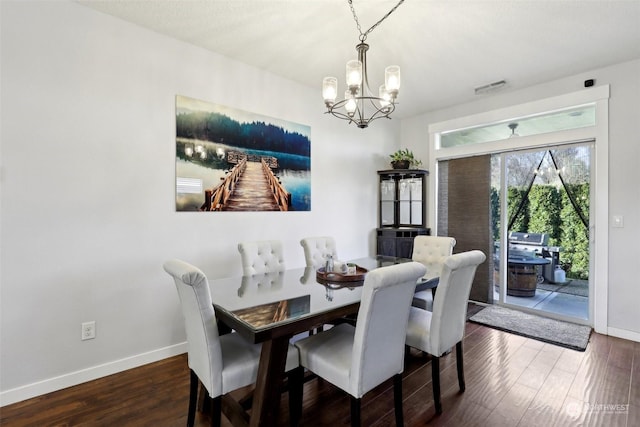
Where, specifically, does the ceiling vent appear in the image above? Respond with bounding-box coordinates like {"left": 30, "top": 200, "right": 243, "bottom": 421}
{"left": 474, "top": 80, "right": 507, "bottom": 95}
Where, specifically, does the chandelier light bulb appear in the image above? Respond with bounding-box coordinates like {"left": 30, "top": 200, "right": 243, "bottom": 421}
{"left": 344, "top": 90, "right": 357, "bottom": 116}
{"left": 322, "top": 77, "right": 338, "bottom": 106}
{"left": 346, "top": 59, "right": 362, "bottom": 93}
{"left": 385, "top": 65, "right": 400, "bottom": 96}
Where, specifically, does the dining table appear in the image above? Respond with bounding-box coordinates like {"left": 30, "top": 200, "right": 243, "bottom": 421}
{"left": 204, "top": 255, "right": 439, "bottom": 427}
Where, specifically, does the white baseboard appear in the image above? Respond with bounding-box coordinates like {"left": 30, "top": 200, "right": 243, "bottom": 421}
{"left": 0, "top": 342, "right": 187, "bottom": 407}
{"left": 607, "top": 327, "right": 640, "bottom": 343}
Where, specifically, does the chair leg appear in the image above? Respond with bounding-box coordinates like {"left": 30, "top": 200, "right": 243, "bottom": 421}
{"left": 431, "top": 356, "right": 442, "bottom": 415}
{"left": 350, "top": 396, "right": 361, "bottom": 427}
{"left": 210, "top": 395, "right": 221, "bottom": 427}
{"left": 393, "top": 374, "right": 404, "bottom": 427}
{"left": 288, "top": 367, "right": 304, "bottom": 427}
{"left": 188, "top": 370, "right": 198, "bottom": 427}
{"left": 456, "top": 341, "right": 466, "bottom": 392}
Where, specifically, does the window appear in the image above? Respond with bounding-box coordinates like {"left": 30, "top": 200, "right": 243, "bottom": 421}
{"left": 440, "top": 104, "right": 596, "bottom": 148}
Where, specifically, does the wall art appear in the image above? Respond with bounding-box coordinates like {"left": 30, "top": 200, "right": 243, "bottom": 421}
{"left": 176, "top": 95, "right": 311, "bottom": 212}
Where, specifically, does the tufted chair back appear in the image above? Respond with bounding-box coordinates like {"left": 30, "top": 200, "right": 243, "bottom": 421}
{"left": 300, "top": 236, "right": 338, "bottom": 269}
{"left": 412, "top": 236, "right": 456, "bottom": 276}
{"left": 238, "top": 240, "right": 286, "bottom": 275}
{"left": 411, "top": 236, "right": 457, "bottom": 310}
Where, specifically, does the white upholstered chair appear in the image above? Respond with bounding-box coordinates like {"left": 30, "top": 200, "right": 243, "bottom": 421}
{"left": 294, "top": 261, "right": 427, "bottom": 427}
{"left": 237, "top": 240, "right": 285, "bottom": 275}
{"left": 163, "top": 259, "right": 302, "bottom": 427}
{"left": 411, "top": 236, "right": 456, "bottom": 310}
{"left": 299, "top": 235, "right": 353, "bottom": 330}
{"left": 299, "top": 236, "right": 338, "bottom": 269}
{"left": 405, "top": 250, "right": 486, "bottom": 415}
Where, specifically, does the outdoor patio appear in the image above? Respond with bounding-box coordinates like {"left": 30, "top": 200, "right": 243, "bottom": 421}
{"left": 495, "top": 277, "right": 589, "bottom": 321}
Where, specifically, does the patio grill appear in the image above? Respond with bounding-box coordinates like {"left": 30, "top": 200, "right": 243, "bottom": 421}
{"left": 508, "top": 231, "right": 562, "bottom": 284}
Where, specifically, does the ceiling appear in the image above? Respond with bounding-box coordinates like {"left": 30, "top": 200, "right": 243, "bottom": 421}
{"left": 76, "top": 0, "right": 640, "bottom": 119}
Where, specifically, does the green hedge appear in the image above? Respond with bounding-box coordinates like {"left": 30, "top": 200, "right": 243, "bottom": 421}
{"left": 493, "top": 184, "right": 589, "bottom": 279}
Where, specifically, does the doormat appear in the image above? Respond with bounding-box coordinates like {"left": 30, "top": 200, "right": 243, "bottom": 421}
{"left": 469, "top": 305, "right": 592, "bottom": 351}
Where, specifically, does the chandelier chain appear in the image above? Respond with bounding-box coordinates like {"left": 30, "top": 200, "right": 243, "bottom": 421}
{"left": 348, "top": 0, "right": 405, "bottom": 42}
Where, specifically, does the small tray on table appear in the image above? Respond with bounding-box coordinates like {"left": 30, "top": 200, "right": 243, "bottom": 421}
{"left": 316, "top": 265, "right": 368, "bottom": 288}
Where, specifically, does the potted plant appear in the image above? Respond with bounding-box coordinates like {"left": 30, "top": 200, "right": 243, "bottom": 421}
{"left": 389, "top": 148, "right": 422, "bottom": 169}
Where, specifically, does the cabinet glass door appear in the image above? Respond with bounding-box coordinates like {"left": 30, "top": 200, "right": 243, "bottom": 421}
{"left": 399, "top": 177, "right": 423, "bottom": 225}
{"left": 380, "top": 179, "right": 395, "bottom": 226}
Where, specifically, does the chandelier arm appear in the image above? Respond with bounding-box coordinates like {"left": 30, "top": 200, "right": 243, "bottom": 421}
{"left": 326, "top": 96, "right": 396, "bottom": 128}
{"left": 348, "top": 0, "right": 405, "bottom": 41}
{"left": 363, "top": 98, "right": 396, "bottom": 122}
{"left": 358, "top": 43, "right": 371, "bottom": 94}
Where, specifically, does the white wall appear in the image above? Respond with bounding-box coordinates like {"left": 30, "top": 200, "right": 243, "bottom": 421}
{"left": 0, "top": 1, "right": 399, "bottom": 404}
{"left": 4, "top": 0, "right": 638, "bottom": 406}
{"left": 401, "top": 59, "right": 640, "bottom": 340}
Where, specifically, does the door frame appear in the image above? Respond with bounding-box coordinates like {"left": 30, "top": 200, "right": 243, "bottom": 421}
{"left": 428, "top": 85, "right": 609, "bottom": 332}
{"left": 495, "top": 143, "right": 593, "bottom": 324}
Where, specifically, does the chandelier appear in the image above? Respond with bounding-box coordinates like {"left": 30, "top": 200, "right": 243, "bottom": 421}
{"left": 322, "top": 0, "right": 404, "bottom": 128}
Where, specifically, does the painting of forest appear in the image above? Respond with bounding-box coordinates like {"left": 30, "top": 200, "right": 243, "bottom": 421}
{"left": 175, "top": 95, "right": 311, "bottom": 212}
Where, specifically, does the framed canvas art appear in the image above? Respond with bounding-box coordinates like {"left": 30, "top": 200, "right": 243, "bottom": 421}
{"left": 175, "top": 95, "right": 311, "bottom": 212}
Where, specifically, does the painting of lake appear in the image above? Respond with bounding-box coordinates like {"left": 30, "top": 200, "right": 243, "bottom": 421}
{"left": 175, "top": 95, "right": 311, "bottom": 212}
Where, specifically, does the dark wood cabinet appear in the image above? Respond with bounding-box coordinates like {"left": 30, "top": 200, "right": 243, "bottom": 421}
{"left": 377, "top": 227, "right": 429, "bottom": 258}
{"left": 376, "top": 169, "right": 430, "bottom": 257}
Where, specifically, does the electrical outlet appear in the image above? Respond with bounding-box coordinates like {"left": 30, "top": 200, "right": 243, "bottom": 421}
{"left": 81, "top": 321, "right": 96, "bottom": 340}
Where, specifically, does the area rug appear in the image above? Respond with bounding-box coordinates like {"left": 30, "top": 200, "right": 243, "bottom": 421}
{"left": 469, "top": 305, "right": 592, "bottom": 351}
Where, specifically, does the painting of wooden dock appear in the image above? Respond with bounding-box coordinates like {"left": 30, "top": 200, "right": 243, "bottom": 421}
{"left": 175, "top": 95, "right": 311, "bottom": 212}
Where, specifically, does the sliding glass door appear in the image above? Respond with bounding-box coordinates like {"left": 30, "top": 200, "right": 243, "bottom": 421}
{"left": 493, "top": 142, "right": 592, "bottom": 323}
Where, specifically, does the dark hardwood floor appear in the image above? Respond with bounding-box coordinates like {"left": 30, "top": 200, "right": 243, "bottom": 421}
{"left": 1, "top": 320, "right": 638, "bottom": 426}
